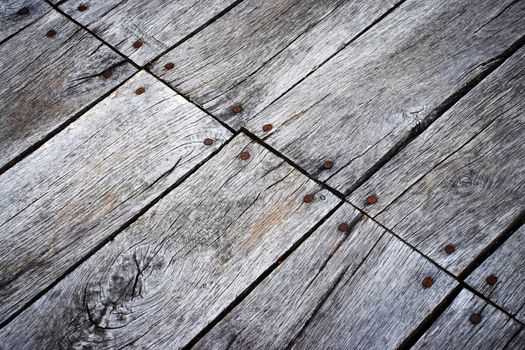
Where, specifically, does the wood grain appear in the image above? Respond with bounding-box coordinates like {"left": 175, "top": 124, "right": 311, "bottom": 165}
{"left": 0, "top": 0, "right": 50, "bottom": 42}
{"left": 0, "top": 10, "right": 136, "bottom": 172}
{"left": 151, "top": 0, "right": 400, "bottom": 129}
{"left": 240, "top": 0, "right": 525, "bottom": 195}
{"left": 350, "top": 45, "right": 525, "bottom": 276}
{"left": 413, "top": 289, "right": 522, "bottom": 350}
{"left": 0, "top": 70, "right": 232, "bottom": 324}
{"left": 0, "top": 133, "right": 340, "bottom": 349}
{"left": 59, "top": 0, "right": 239, "bottom": 66}
{"left": 194, "top": 203, "right": 457, "bottom": 350}
{"left": 466, "top": 225, "right": 525, "bottom": 323}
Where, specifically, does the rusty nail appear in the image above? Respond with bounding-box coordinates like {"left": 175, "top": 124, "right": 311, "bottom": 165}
{"left": 203, "top": 138, "right": 214, "bottom": 146}
{"left": 486, "top": 274, "right": 498, "bottom": 285}
{"left": 262, "top": 124, "right": 273, "bottom": 132}
{"left": 46, "top": 30, "right": 57, "bottom": 38}
{"left": 240, "top": 151, "right": 250, "bottom": 161}
{"left": 77, "top": 4, "right": 88, "bottom": 11}
{"left": 366, "top": 194, "right": 378, "bottom": 205}
{"left": 422, "top": 277, "right": 433, "bottom": 288}
{"left": 133, "top": 40, "right": 142, "bottom": 49}
{"left": 102, "top": 69, "right": 113, "bottom": 79}
{"left": 18, "top": 7, "right": 30, "bottom": 15}
{"left": 135, "top": 87, "right": 145, "bottom": 95}
{"left": 322, "top": 160, "right": 334, "bottom": 170}
{"left": 444, "top": 244, "right": 455, "bottom": 254}
{"left": 164, "top": 62, "right": 175, "bottom": 70}
{"left": 470, "top": 313, "right": 482, "bottom": 325}
{"left": 338, "top": 223, "right": 349, "bottom": 232}
{"left": 303, "top": 194, "right": 314, "bottom": 204}
{"left": 232, "top": 105, "right": 243, "bottom": 114}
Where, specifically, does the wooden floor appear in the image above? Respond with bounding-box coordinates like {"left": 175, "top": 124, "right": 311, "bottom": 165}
{"left": 0, "top": 0, "right": 524, "bottom": 349}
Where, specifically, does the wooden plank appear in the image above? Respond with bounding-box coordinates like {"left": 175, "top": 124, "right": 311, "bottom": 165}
{"left": 234, "top": 0, "right": 525, "bottom": 195}
{"left": 413, "top": 289, "right": 522, "bottom": 350}
{"left": 466, "top": 225, "right": 525, "bottom": 323}
{"left": 150, "top": 0, "right": 401, "bottom": 130}
{"left": 0, "top": 70, "right": 232, "bottom": 324}
{"left": 0, "top": 0, "right": 50, "bottom": 42}
{"left": 349, "top": 46, "right": 525, "bottom": 275}
{"left": 0, "top": 133, "right": 340, "bottom": 349}
{"left": 58, "top": 0, "right": 239, "bottom": 66}
{"left": 193, "top": 203, "right": 457, "bottom": 350}
{"left": 506, "top": 329, "right": 525, "bottom": 350}
{"left": 0, "top": 10, "right": 136, "bottom": 172}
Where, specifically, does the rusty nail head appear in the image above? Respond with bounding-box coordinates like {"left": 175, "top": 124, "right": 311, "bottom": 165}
{"left": 240, "top": 151, "right": 250, "bottom": 161}
{"left": 303, "top": 194, "right": 314, "bottom": 204}
{"left": 486, "top": 274, "right": 498, "bottom": 285}
{"left": 367, "top": 194, "right": 378, "bottom": 205}
{"left": 164, "top": 62, "right": 175, "bottom": 70}
{"left": 133, "top": 40, "right": 142, "bottom": 49}
{"left": 232, "top": 105, "right": 243, "bottom": 114}
{"left": 444, "top": 244, "right": 455, "bottom": 254}
{"left": 338, "top": 223, "right": 349, "bottom": 232}
{"left": 102, "top": 69, "right": 113, "bottom": 79}
{"left": 46, "top": 30, "right": 57, "bottom": 38}
{"left": 135, "top": 87, "right": 145, "bottom": 95}
{"left": 18, "top": 7, "right": 29, "bottom": 15}
{"left": 203, "top": 138, "right": 214, "bottom": 146}
{"left": 262, "top": 124, "right": 273, "bottom": 132}
{"left": 322, "top": 160, "right": 334, "bottom": 169}
{"left": 470, "top": 313, "right": 482, "bottom": 325}
{"left": 422, "top": 277, "right": 433, "bottom": 288}
{"left": 77, "top": 4, "right": 88, "bottom": 11}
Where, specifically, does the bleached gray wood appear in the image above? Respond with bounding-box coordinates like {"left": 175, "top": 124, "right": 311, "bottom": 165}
{"left": 506, "top": 329, "right": 525, "bottom": 350}
{"left": 0, "top": 10, "right": 136, "bottom": 171}
{"left": 239, "top": 0, "right": 525, "bottom": 195}
{"left": 466, "top": 225, "right": 525, "bottom": 323}
{"left": 350, "top": 46, "right": 525, "bottom": 276}
{"left": 59, "top": 0, "right": 238, "bottom": 66}
{"left": 0, "top": 133, "right": 340, "bottom": 349}
{"left": 151, "top": 0, "right": 400, "bottom": 129}
{"left": 413, "top": 289, "right": 522, "bottom": 350}
{"left": 194, "top": 203, "right": 457, "bottom": 350}
{"left": 0, "top": 0, "right": 50, "bottom": 42}
{"left": 0, "top": 70, "right": 232, "bottom": 325}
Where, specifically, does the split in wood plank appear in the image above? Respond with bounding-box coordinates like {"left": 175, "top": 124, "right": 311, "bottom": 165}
{"left": 0, "top": 133, "right": 340, "bottom": 349}
{"left": 0, "top": 10, "right": 136, "bottom": 172}
{"left": 0, "top": 70, "right": 232, "bottom": 324}
{"left": 349, "top": 45, "right": 525, "bottom": 276}
{"left": 0, "top": 0, "right": 50, "bottom": 42}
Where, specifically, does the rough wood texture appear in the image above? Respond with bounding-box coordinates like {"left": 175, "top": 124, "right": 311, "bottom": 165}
{"left": 151, "top": 0, "right": 400, "bottom": 129}
{"left": 466, "top": 225, "right": 525, "bottom": 323}
{"left": 237, "top": 0, "right": 525, "bottom": 195}
{"left": 506, "top": 329, "right": 525, "bottom": 350}
{"left": 0, "top": 10, "right": 136, "bottom": 172}
{"left": 0, "top": 70, "right": 232, "bottom": 324}
{"left": 194, "top": 203, "right": 457, "bottom": 350}
{"left": 59, "top": 0, "right": 238, "bottom": 66}
{"left": 0, "top": 0, "right": 49, "bottom": 42}
{"left": 413, "top": 289, "right": 522, "bottom": 350}
{"left": 350, "top": 46, "right": 525, "bottom": 276}
{"left": 0, "top": 133, "right": 340, "bottom": 349}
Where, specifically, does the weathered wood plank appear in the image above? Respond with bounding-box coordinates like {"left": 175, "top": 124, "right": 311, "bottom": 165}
{"left": 0, "top": 133, "right": 340, "bottom": 349}
{"left": 58, "top": 0, "right": 239, "bottom": 66}
{"left": 236, "top": 0, "right": 525, "bottom": 195}
{"left": 466, "top": 225, "right": 525, "bottom": 323}
{"left": 0, "top": 10, "right": 136, "bottom": 172}
{"left": 0, "top": 0, "right": 50, "bottom": 42}
{"left": 151, "top": 0, "right": 400, "bottom": 129}
{"left": 506, "top": 328, "right": 525, "bottom": 350}
{"left": 349, "top": 45, "right": 525, "bottom": 275}
{"left": 0, "top": 70, "right": 232, "bottom": 324}
{"left": 193, "top": 203, "right": 457, "bottom": 350}
{"left": 412, "top": 289, "right": 522, "bottom": 350}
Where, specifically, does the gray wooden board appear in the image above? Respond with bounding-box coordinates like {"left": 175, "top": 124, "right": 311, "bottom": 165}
{"left": 0, "top": 70, "right": 232, "bottom": 324}
{"left": 466, "top": 225, "right": 525, "bottom": 323}
{"left": 413, "top": 289, "right": 522, "bottom": 350}
{"left": 58, "top": 0, "right": 238, "bottom": 66}
{"left": 234, "top": 0, "right": 525, "bottom": 195}
{"left": 194, "top": 202, "right": 458, "bottom": 350}
{"left": 0, "top": 10, "right": 136, "bottom": 171}
{"left": 0, "top": 133, "right": 340, "bottom": 349}
{"left": 0, "top": 0, "right": 50, "bottom": 42}
{"left": 506, "top": 328, "right": 525, "bottom": 350}
{"left": 349, "top": 45, "right": 525, "bottom": 276}
{"left": 151, "top": 0, "right": 400, "bottom": 129}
